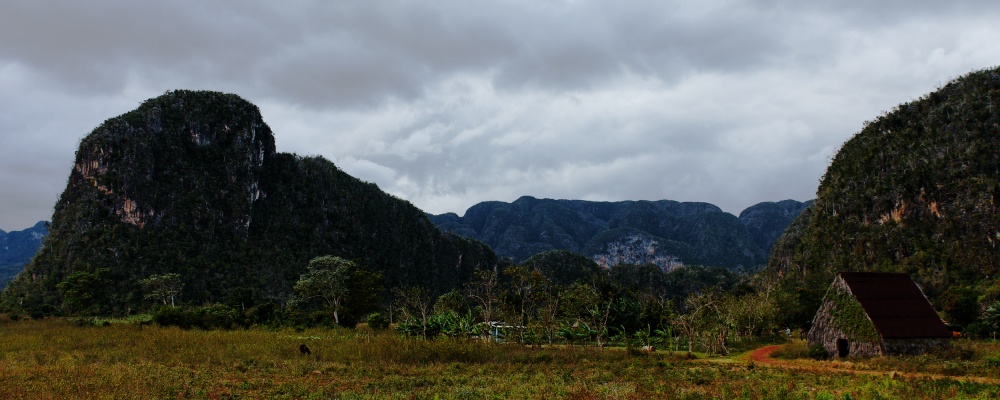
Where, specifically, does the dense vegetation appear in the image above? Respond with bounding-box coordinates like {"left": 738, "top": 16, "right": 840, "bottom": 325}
{"left": 429, "top": 197, "right": 809, "bottom": 270}
{"left": 767, "top": 66, "right": 1000, "bottom": 330}
{"left": 384, "top": 252, "right": 766, "bottom": 353}
{"left": 0, "top": 221, "right": 47, "bottom": 289}
{"left": 0, "top": 91, "right": 501, "bottom": 316}
{"left": 0, "top": 90, "right": 799, "bottom": 350}
{"left": 6, "top": 68, "right": 1000, "bottom": 397}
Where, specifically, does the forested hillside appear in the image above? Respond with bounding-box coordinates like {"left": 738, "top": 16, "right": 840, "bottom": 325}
{"left": 1, "top": 91, "right": 501, "bottom": 316}
{"left": 0, "top": 221, "right": 47, "bottom": 289}
{"left": 767, "top": 66, "right": 1000, "bottom": 327}
{"left": 430, "top": 197, "right": 809, "bottom": 270}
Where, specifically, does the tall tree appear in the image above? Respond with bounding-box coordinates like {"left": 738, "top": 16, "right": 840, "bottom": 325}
{"left": 56, "top": 268, "right": 110, "bottom": 315}
{"left": 502, "top": 265, "right": 548, "bottom": 344}
{"left": 139, "top": 273, "right": 184, "bottom": 307}
{"left": 293, "top": 256, "right": 352, "bottom": 325}
{"left": 465, "top": 268, "right": 500, "bottom": 327}
{"left": 395, "top": 286, "right": 435, "bottom": 338}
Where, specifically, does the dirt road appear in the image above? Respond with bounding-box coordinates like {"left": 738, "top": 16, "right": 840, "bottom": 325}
{"left": 749, "top": 345, "right": 781, "bottom": 364}
{"left": 742, "top": 344, "right": 1000, "bottom": 385}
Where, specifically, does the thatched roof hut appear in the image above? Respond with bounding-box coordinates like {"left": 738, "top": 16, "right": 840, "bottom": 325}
{"left": 807, "top": 272, "right": 951, "bottom": 358}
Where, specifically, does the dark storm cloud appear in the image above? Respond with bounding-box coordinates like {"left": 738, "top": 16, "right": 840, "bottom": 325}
{"left": 0, "top": 1, "right": 794, "bottom": 105}
{"left": 1, "top": 0, "right": 1000, "bottom": 230}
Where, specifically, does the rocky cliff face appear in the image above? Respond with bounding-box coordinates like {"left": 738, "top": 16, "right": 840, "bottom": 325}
{"left": 2, "top": 91, "right": 500, "bottom": 314}
{"left": 430, "top": 196, "right": 808, "bottom": 270}
{"left": 70, "top": 91, "right": 273, "bottom": 233}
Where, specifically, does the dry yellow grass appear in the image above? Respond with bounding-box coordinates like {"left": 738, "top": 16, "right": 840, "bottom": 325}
{"left": 2, "top": 318, "right": 999, "bottom": 399}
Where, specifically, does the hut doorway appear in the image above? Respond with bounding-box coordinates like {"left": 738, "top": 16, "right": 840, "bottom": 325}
{"left": 837, "top": 339, "right": 849, "bottom": 358}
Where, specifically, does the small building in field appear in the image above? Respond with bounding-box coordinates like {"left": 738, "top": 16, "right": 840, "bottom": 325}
{"left": 807, "top": 272, "right": 951, "bottom": 358}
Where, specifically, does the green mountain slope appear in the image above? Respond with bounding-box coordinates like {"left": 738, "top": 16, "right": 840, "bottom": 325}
{"left": 0, "top": 221, "right": 48, "bottom": 290}
{"left": 766, "top": 66, "right": 1000, "bottom": 320}
{"left": 1, "top": 90, "right": 500, "bottom": 315}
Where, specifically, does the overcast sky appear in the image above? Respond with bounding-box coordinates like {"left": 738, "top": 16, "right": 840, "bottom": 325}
{"left": 1, "top": 1, "right": 999, "bottom": 231}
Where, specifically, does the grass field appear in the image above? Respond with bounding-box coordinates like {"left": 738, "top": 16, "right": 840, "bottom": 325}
{"left": 2, "top": 318, "right": 1000, "bottom": 399}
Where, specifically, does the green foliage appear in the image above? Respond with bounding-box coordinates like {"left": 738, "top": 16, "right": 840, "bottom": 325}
{"left": 395, "top": 310, "right": 474, "bottom": 339}
{"left": 519, "top": 250, "right": 601, "bottom": 286}
{"left": 942, "top": 287, "right": 982, "bottom": 329}
{"left": 294, "top": 256, "right": 351, "bottom": 324}
{"left": 293, "top": 256, "right": 383, "bottom": 328}
{"left": 773, "top": 341, "right": 828, "bottom": 360}
{"left": 151, "top": 304, "right": 244, "bottom": 330}
{"left": 139, "top": 273, "right": 183, "bottom": 307}
{"left": 766, "top": 67, "right": 1000, "bottom": 324}
{"left": 807, "top": 343, "right": 830, "bottom": 360}
{"left": 1, "top": 90, "right": 501, "bottom": 316}
{"left": 828, "top": 286, "right": 880, "bottom": 341}
{"left": 433, "top": 288, "right": 470, "bottom": 315}
{"left": 56, "top": 268, "right": 111, "bottom": 315}
{"left": 69, "top": 317, "right": 111, "bottom": 327}
{"left": 0, "top": 222, "right": 47, "bottom": 290}
{"left": 394, "top": 286, "right": 436, "bottom": 338}
{"left": 984, "top": 301, "right": 1000, "bottom": 338}
{"left": 430, "top": 196, "right": 806, "bottom": 269}
{"left": 365, "top": 312, "right": 389, "bottom": 331}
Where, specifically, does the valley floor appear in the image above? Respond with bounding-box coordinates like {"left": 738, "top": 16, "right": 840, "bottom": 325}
{"left": 1, "top": 319, "right": 998, "bottom": 399}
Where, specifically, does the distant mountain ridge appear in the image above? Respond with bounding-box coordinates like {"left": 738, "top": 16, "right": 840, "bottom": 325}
{"left": 739, "top": 199, "right": 815, "bottom": 252}
{"left": 430, "top": 197, "right": 810, "bottom": 270}
{"left": 0, "top": 221, "right": 47, "bottom": 289}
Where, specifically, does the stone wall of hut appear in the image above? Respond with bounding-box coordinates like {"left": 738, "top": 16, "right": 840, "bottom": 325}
{"left": 884, "top": 338, "right": 951, "bottom": 356}
{"left": 807, "top": 276, "right": 884, "bottom": 358}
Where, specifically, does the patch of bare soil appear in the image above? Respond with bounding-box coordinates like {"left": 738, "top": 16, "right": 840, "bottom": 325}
{"left": 742, "top": 344, "right": 1000, "bottom": 385}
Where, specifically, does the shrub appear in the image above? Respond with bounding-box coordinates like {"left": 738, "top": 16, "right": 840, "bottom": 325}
{"left": 964, "top": 321, "right": 991, "bottom": 339}
{"left": 70, "top": 317, "right": 110, "bottom": 327}
{"left": 807, "top": 343, "right": 829, "bottom": 360}
{"left": 243, "top": 302, "right": 278, "bottom": 326}
{"left": 152, "top": 304, "right": 246, "bottom": 330}
{"left": 366, "top": 313, "right": 389, "bottom": 331}
{"left": 771, "top": 341, "right": 808, "bottom": 359}
{"left": 152, "top": 306, "right": 192, "bottom": 329}
{"left": 197, "top": 304, "right": 242, "bottom": 330}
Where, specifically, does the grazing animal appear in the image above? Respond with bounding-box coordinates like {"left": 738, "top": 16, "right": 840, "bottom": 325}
{"left": 299, "top": 343, "right": 311, "bottom": 355}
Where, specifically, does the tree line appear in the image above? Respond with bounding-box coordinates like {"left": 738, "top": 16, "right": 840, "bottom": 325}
{"left": 33, "top": 250, "right": 795, "bottom": 355}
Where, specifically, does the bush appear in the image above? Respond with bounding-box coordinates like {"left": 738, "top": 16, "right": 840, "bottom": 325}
{"left": 771, "top": 341, "right": 808, "bottom": 359}
{"left": 366, "top": 313, "right": 389, "bottom": 331}
{"left": 964, "top": 321, "right": 991, "bottom": 339}
{"left": 152, "top": 304, "right": 246, "bottom": 330}
{"left": 70, "top": 317, "right": 110, "bottom": 327}
{"left": 243, "top": 302, "right": 278, "bottom": 326}
{"left": 152, "top": 306, "right": 193, "bottom": 329}
{"left": 808, "top": 343, "right": 829, "bottom": 360}
{"left": 197, "top": 304, "right": 241, "bottom": 330}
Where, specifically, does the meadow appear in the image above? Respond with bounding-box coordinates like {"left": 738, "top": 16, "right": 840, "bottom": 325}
{"left": 2, "top": 317, "right": 1000, "bottom": 399}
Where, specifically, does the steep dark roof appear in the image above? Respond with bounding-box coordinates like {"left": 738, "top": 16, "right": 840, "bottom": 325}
{"left": 840, "top": 272, "right": 951, "bottom": 339}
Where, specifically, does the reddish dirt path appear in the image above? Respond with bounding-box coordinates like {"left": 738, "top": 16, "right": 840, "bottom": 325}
{"left": 750, "top": 345, "right": 781, "bottom": 364}
{"left": 740, "top": 344, "right": 1000, "bottom": 385}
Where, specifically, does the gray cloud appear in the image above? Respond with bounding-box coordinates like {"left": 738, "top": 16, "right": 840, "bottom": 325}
{"left": 2, "top": 0, "right": 1000, "bottom": 230}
